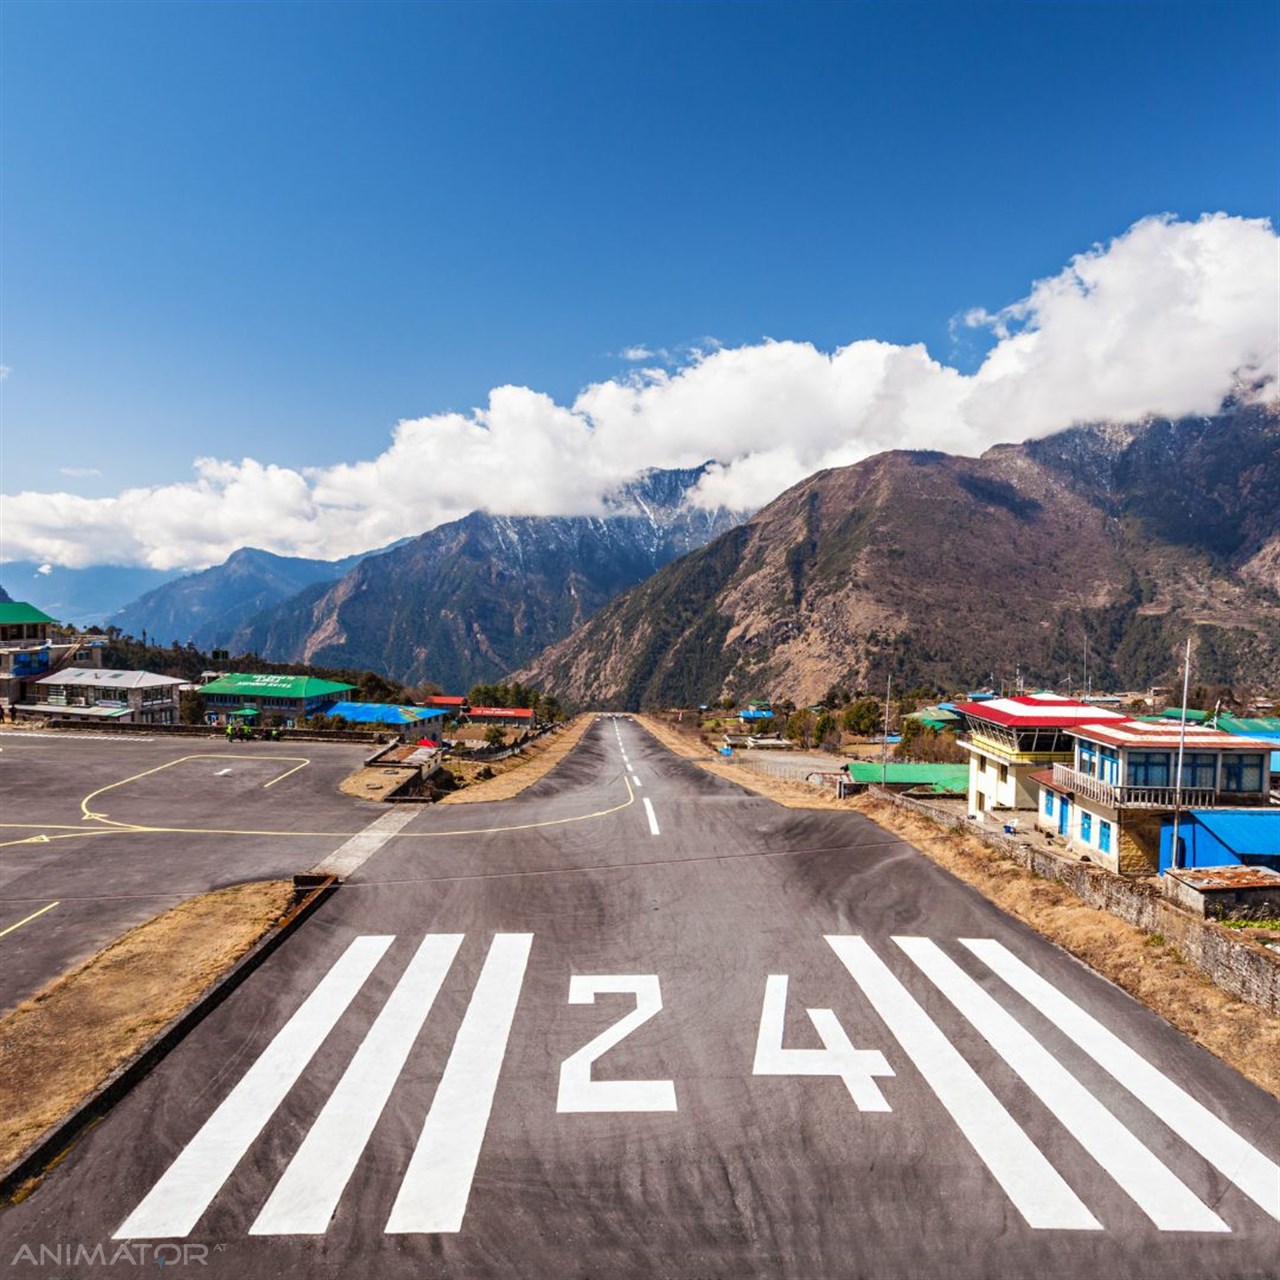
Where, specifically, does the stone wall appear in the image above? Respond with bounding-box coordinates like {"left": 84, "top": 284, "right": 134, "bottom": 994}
{"left": 870, "top": 787, "right": 1280, "bottom": 1015}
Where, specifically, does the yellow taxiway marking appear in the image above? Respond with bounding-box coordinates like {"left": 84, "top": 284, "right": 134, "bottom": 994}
{"left": 80, "top": 754, "right": 312, "bottom": 823}
{"left": 0, "top": 900, "right": 60, "bottom": 939}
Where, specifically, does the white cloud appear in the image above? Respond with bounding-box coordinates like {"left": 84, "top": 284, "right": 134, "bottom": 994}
{"left": 619, "top": 345, "right": 656, "bottom": 361}
{"left": 0, "top": 365, "right": 10, "bottom": 381}
{"left": 2, "top": 213, "right": 1275, "bottom": 571}
{"left": 59, "top": 467, "right": 102, "bottom": 478}
{"left": 36, "top": 564, "right": 52, "bottom": 576}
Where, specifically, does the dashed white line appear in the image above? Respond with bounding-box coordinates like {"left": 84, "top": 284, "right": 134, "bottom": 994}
{"left": 632, "top": 774, "right": 641, "bottom": 788}
{"left": 642, "top": 797, "right": 660, "bottom": 836}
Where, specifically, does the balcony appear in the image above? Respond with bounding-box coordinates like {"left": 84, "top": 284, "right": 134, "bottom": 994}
{"left": 1050, "top": 763, "right": 1217, "bottom": 810}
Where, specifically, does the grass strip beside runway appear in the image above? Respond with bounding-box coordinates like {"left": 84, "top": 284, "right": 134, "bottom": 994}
{"left": 0, "top": 880, "right": 295, "bottom": 1176}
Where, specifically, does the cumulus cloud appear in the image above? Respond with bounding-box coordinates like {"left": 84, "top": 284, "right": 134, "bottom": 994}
{"left": 3, "top": 213, "right": 1275, "bottom": 570}
{"left": 619, "top": 345, "right": 656, "bottom": 361}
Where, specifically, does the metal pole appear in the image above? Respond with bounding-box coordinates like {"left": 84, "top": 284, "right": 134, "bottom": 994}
{"left": 1169, "top": 638, "right": 1192, "bottom": 872}
{"left": 882, "top": 674, "right": 892, "bottom": 786}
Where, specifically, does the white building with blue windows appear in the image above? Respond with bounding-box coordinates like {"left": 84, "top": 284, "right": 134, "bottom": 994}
{"left": 1032, "top": 719, "right": 1273, "bottom": 876}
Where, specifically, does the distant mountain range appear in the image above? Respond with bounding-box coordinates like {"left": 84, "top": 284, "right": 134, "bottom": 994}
{"left": 0, "top": 563, "right": 182, "bottom": 627}
{"left": 225, "top": 466, "right": 747, "bottom": 692}
{"left": 517, "top": 404, "right": 1280, "bottom": 707}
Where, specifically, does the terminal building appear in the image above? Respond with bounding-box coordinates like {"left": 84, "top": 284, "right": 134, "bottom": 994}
{"left": 198, "top": 673, "right": 355, "bottom": 727}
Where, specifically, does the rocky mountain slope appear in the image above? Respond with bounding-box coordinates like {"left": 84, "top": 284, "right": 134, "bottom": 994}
{"left": 517, "top": 403, "right": 1280, "bottom": 708}
{"left": 229, "top": 466, "right": 746, "bottom": 691}
{"left": 107, "top": 546, "right": 387, "bottom": 649}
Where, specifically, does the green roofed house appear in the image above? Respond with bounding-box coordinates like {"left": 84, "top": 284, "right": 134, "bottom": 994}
{"left": 844, "top": 762, "right": 969, "bottom": 796}
{"left": 1, "top": 600, "right": 106, "bottom": 712}
{"left": 198, "top": 673, "right": 355, "bottom": 727}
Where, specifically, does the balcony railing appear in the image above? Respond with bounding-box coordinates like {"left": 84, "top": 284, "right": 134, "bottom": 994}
{"left": 1051, "top": 764, "right": 1217, "bottom": 810}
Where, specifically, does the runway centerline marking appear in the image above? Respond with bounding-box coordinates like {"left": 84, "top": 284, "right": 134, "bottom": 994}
{"left": 0, "top": 900, "right": 60, "bottom": 938}
{"left": 643, "top": 797, "right": 660, "bottom": 836}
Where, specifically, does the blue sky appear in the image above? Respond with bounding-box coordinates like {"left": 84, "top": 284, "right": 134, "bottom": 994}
{"left": 3, "top": 1, "right": 1278, "bottom": 567}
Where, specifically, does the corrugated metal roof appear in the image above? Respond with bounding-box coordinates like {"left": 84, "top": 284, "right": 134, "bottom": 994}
{"left": 0, "top": 602, "right": 57, "bottom": 626}
{"left": 200, "top": 673, "right": 355, "bottom": 698}
{"left": 469, "top": 706, "right": 534, "bottom": 718}
{"left": 954, "top": 695, "right": 1125, "bottom": 728}
{"left": 1186, "top": 809, "right": 1280, "bottom": 856}
{"left": 1072, "top": 720, "right": 1272, "bottom": 750}
{"left": 36, "top": 667, "right": 182, "bottom": 689}
{"left": 845, "top": 762, "right": 968, "bottom": 791}
{"left": 1169, "top": 865, "right": 1280, "bottom": 891}
{"left": 327, "top": 701, "right": 446, "bottom": 725}
{"left": 1216, "top": 715, "right": 1280, "bottom": 739}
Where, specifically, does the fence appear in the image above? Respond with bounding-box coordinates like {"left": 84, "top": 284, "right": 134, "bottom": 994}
{"left": 868, "top": 787, "right": 1280, "bottom": 1015}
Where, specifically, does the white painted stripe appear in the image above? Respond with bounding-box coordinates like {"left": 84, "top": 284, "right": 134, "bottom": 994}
{"left": 248, "top": 934, "right": 464, "bottom": 1235}
{"left": 895, "top": 937, "right": 1229, "bottom": 1233}
{"left": 963, "top": 937, "right": 1280, "bottom": 1222}
{"left": 312, "top": 808, "right": 418, "bottom": 879}
{"left": 632, "top": 774, "right": 641, "bottom": 788}
{"left": 385, "top": 933, "right": 533, "bottom": 1234}
{"left": 214, "top": 768, "right": 232, "bottom": 776}
{"left": 116, "top": 935, "right": 392, "bottom": 1239}
{"left": 642, "top": 797, "right": 660, "bottom": 836}
{"left": 825, "top": 935, "right": 1100, "bottom": 1231}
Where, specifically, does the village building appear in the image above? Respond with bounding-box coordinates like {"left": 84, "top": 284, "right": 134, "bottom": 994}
{"left": 467, "top": 706, "right": 535, "bottom": 728}
{"left": 20, "top": 667, "right": 184, "bottom": 724}
{"left": 198, "top": 673, "right": 354, "bottom": 727}
{"left": 0, "top": 602, "right": 104, "bottom": 712}
{"left": 954, "top": 694, "right": 1126, "bottom": 818}
{"left": 1032, "top": 719, "right": 1274, "bottom": 876}
{"left": 424, "top": 694, "right": 469, "bottom": 714}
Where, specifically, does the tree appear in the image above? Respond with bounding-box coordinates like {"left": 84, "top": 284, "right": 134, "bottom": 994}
{"left": 484, "top": 725, "right": 506, "bottom": 748}
{"left": 814, "top": 712, "right": 840, "bottom": 753}
{"left": 842, "top": 698, "right": 882, "bottom": 736}
{"left": 785, "top": 709, "right": 817, "bottom": 747}
{"left": 179, "top": 690, "right": 205, "bottom": 725}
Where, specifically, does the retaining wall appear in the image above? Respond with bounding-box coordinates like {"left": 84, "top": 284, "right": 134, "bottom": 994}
{"left": 869, "top": 787, "right": 1280, "bottom": 1015}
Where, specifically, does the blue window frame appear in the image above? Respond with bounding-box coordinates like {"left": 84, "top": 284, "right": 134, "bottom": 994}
{"left": 1179, "top": 753, "right": 1217, "bottom": 788}
{"left": 1044, "top": 791, "right": 1054, "bottom": 817}
{"left": 1098, "top": 820, "right": 1112, "bottom": 854}
{"left": 1080, "top": 811, "right": 1093, "bottom": 844}
{"left": 1100, "top": 747, "right": 1120, "bottom": 784}
{"left": 1078, "top": 741, "right": 1098, "bottom": 777}
{"left": 1222, "top": 754, "right": 1265, "bottom": 792}
{"left": 1126, "top": 751, "right": 1171, "bottom": 787}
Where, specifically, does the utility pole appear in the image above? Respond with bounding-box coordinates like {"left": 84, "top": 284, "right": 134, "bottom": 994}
{"left": 881, "top": 674, "right": 892, "bottom": 786}
{"left": 1169, "top": 638, "right": 1192, "bottom": 873}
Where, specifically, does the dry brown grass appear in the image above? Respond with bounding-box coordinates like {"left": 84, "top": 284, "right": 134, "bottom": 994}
{"left": 338, "top": 765, "right": 415, "bottom": 801}
{"left": 439, "top": 715, "right": 595, "bottom": 804}
{"left": 637, "top": 714, "right": 1280, "bottom": 1099}
{"left": 0, "top": 880, "right": 294, "bottom": 1171}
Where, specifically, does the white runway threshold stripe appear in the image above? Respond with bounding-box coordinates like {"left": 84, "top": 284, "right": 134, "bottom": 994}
{"left": 961, "top": 937, "right": 1280, "bottom": 1222}
{"left": 385, "top": 933, "right": 533, "bottom": 1234}
{"left": 894, "top": 937, "right": 1229, "bottom": 1233}
{"left": 825, "top": 935, "right": 1102, "bottom": 1231}
{"left": 115, "top": 935, "right": 393, "bottom": 1240}
{"left": 249, "top": 934, "right": 465, "bottom": 1235}
{"left": 642, "top": 797, "right": 660, "bottom": 836}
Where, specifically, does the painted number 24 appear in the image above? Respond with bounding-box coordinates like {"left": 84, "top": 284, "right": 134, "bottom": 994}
{"left": 555, "top": 974, "right": 893, "bottom": 1113}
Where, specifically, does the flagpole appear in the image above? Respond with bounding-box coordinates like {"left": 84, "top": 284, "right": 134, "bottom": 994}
{"left": 1169, "top": 637, "right": 1192, "bottom": 872}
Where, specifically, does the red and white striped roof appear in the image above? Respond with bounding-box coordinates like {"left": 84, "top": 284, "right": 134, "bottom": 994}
{"left": 953, "top": 694, "right": 1127, "bottom": 728}
{"left": 1068, "top": 719, "right": 1273, "bottom": 750}
{"left": 469, "top": 706, "right": 534, "bottom": 718}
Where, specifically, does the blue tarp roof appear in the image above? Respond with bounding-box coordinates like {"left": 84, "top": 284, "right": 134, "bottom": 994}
{"left": 739, "top": 708, "right": 775, "bottom": 719}
{"left": 326, "top": 701, "right": 447, "bottom": 725}
{"left": 1183, "top": 810, "right": 1280, "bottom": 856}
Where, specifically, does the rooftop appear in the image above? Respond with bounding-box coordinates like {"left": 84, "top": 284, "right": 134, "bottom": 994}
{"left": 1069, "top": 719, "right": 1273, "bottom": 750}
{"left": 1181, "top": 809, "right": 1280, "bottom": 856}
{"left": 1166, "top": 865, "right": 1280, "bottom": 893}
{"left": 326, "top": 701, "right": 447, "bottom": 725}
{"left": 0, "top": 602, "right": 57, "bottom": 627}
{"left": 954, "top": 694, "right": 1127, "bottom": 729}
{"left": 199, "top": 673, "right": 355, "bottom": 698}
{"left": 35, "top": 667, "right": 183, "bottom": 689}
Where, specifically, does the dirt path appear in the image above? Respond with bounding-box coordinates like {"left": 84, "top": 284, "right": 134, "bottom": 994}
{"left": 636, "top": 714, "right": 1280, "bottom": 1098}
{"left": 0, "top": 880, "right": 295, "bottom": 1174}
{"left": 438, "top": 715, "right": 595, "bottom": 804}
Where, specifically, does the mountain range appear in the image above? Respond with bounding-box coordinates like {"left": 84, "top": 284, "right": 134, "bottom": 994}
{"left": 224, "top": 466, "right": 746, "bottom": 692}
{"left": 517, "top": 403, "right": 1280, "bottom": 707}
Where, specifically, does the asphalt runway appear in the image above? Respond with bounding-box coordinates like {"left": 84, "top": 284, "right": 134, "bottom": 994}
{"left": 0, "top": 731, "right": 379, "bottom": 1010}
{"left": 2, "top": 718, "right": 1278, "bottom": 1278}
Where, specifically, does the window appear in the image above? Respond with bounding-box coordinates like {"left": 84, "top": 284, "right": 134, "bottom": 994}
{"left": 1100, "top": 747, "right": 1120, "bottom": 784}
{"left": 1099, "top": 821, "right": 1112, "bottom": 854}
{"left": 1179, "top": 753, "right": 1217, "bottom": 789}
{"left": 1044, "top": 791, "right": 1054, "bottom": 817}
{"left": 1078, "top": 741, "right": 1098, "bottom": 777}
{"left": 1222, "top": 754, "right": 1265, "bottom": 793}
{"left": 1126, "top": 752, "right": 1171, "bottom": 787}
{"left": 1080, "top": 811, "right": 1093, "bottom": 844}
{"left": 999, "top": 764, "right": 1008, "bottom": 784}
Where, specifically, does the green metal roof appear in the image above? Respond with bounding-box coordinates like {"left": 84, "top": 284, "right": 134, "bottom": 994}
{"left": 199, "top": 673, "right": 355, "bottom": 699}
{"left": 1150, "top": 707, "right": 1210, "bottom": 722}
{"left": 844, "top": 762, "right": 969, "bottom": 792}
{"left": 0, "top": 602, "right": 57, "bottom": 626}
{"left": 1215, "top": 715, "right": 1280, "bottom": 737}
